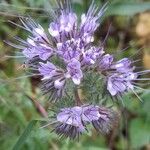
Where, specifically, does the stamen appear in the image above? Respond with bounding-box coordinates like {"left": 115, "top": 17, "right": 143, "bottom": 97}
{"left": 130, "top": 88, "right": 143, "bottom": 102}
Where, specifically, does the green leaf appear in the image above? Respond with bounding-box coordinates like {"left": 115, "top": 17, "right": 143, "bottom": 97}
{"left": 141, "top": 92, "right": 150, "bottom": 120}
{"left": 130, "top": 118, "right": 150, "bottom": 149}
{"left": 107, "top": 2, "right": 150, "bottom": 16}
{"left": 12, "top": 120, "right": 38, "bottom": 150}
{"left": 72, "top": 3, "right": 83, "bottom": 16}
{"left": 84, "top": 147, "right": 108, "bottom": 150}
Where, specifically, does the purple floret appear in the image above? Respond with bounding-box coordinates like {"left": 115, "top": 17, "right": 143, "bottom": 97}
{"left": 66, "top": 59, "right": 83, "bottom": 85}
{"left": 107, "top": 72, "right": 138, "bottom": 96}
{"left": 98, "top": 54, "right": 114, "bottom": 71}
{"left": 111, "top": 58, "right": 134, "bottom": 73}
{"left": 49, "top": 12, "right": 77, "bottom": 42}
{"left": 38, "top": 62, "right": 57, "bottom": 80}
{"left": 55, "top": 106, "right": 85, "bottom": 139}
{"left": 53, "top": 104, "right": 117, "bottom": 139}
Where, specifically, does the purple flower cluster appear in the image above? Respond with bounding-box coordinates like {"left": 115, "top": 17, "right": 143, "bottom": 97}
{"left": 9, "top": 0, "right": 148, "bottom": 140}
{"left": 12, "top": 1, "right": 106, "bottom": 101}
{"left": 54, "top": 104, "right": 117, "bottom": 139}
{"left": 14, "top": 2, "right": 138, "bottom": 99}
{"left": 98, "top": 55, "right": 138, "bottom": 96}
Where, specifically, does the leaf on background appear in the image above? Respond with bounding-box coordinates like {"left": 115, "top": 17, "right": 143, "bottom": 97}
{"left": 107, "top": 2, "right": 150, "bottom": 16}
{"left": 72, "top": 3, "right": 83, "bottom": 16}
{"left": 26, "top": 0, "right": 45, "bottom": 7}
{"left": 12, "top": 120, "right": 38, "bottom": 150}
{"left": 83, "top": 147, "right": 108, "bottom": 150}
{"left": 140, "top": 91, "right": 150, "bottom": 120}
{"left": 130, "top": 118, "right": 150, "bottom": 149}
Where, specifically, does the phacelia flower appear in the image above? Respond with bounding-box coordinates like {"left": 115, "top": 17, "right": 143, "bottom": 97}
{"left": 80, "top": 1, "right": 107, "bottom": 36}
{"left": 66, "top": 59, "right": 83, "bottom": 85}
{"left": 82, "top": 105, "right": 117, "bottom": 134}
{"left": 57, "top": 38, "right": 81, "bottom": 62}
{"left": 49, "top": 12, "right": 77, "bottom": 40}
{"left": 39, "top": 62, "right": 59, "bottom": 80}
{"left": 91, "top": 106, "right": 117, "bottom": 134}
{"left": 39, "top": 62, "right": 66, "bottom": 101}
{"left": 8, "top": 0, "right": 148, "bottom": 103}
{"left": 53, "top": 104, "right": 117, "bottom": 139}
{"left": 8, "top": 0, "right": 107, "bottom": 101}
{"left": 82, "top": 46, "right": 104, "bottom": 65}
{"left": 98, "top": 54, "right": 114, "bottom": 71}
{"left": 8, "top": 0, "right": 149, "bottom": 141}
{"left": 98, "top": 54, "right": 141, "bottom": 97}
{"left": 107, "top": 72, "right": 138, "bottom": 96}
{"left": 111, "top": 58, "right": 134, "bottom": 73}
{"left": 54, "top": 106, "right": 86, "bottom": 139}
{"left": 22, "top": 38, "right": 53, "bottom": 61}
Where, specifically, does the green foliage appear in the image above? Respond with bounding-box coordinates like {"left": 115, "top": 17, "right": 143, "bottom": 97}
{"left": 107, "top": 2, "right": 150, "bottom": 16}
{"left": 13, "top": 120, "right": 38, "bottom": 150}
{"left": 130, "top": 118, "right": 150, "bottom": 149}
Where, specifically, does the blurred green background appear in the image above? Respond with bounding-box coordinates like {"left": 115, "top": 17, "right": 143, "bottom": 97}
{"left": 0, "top": 0, "right": 150, "bottom": 150}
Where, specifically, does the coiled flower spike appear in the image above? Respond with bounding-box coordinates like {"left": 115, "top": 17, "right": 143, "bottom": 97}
{"left": 53, "top": 104, "right": 117, "bottom": 140}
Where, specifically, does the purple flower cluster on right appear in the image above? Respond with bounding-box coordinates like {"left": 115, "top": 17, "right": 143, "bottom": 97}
{"left": 98, "top": 54, "right": 137, "bottom": 96}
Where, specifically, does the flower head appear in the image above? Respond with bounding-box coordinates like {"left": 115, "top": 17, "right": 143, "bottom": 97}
{"left": 49, "top": 12, "right": 77, "bottom": 40}
{"left": 39, "top": 62, "right": 66, "bottom": 101}
{"left": 8, "top": 0, "right": 148, "bottom": 141}
{"left": 53, "top": 104, "right": 117, "bottom": 139}
{"left": 111, "top": 58, "right": 134, "bottom": 73}
{"left": 9, "top": 1, "right": 107, "bottom": 102}
{"left": 38, "top": 62, "right": 58, "bottom": 80}
{"left": 80, "top": 1, "right": 107, "bottom": 36}
{"left": 92, "top": 107, "right": 117, "bottom": 134}
{"left": 54, "top": 106, "right": 85, "bottom": 139}
{"left": 107, "top": 72, "right": 138, "bottom": 96}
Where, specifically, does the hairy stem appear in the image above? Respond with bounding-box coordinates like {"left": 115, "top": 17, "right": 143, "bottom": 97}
{"left": 74, "top": 87, "right": 83, "bottom": 106}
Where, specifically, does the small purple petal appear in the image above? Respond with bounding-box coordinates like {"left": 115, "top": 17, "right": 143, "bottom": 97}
{"left": 49, "top": 12, "right": 77, "bottom": 39}
{"left": 83, "top": 47, "right": 104, "bottom": 65}
{"left": 111, "top": 58, "right": 133, "bottom": 73}
{"left": 38, "top": 62, "right": 57, "bottom": 80}
{"left": 82, "top": 105, "right": 100, "bottom": 122}
{"left": 37, "top": 45, "right": 53, "bottom": 61}
{"left": 48, "top": 22, "right": 60, "bottom": 37}
{"left": 107, "top": 72, "right": 138, "bottom": 96}
{"left": 22, "top": 47, "right": 37, "bottom": 59}
{"left": 67, "top": 59, "right": 83, "bottom": 85}
{"left": 99, "top": 54, "right": 114, "bottom": 71}
{"left": 57, "top": 106, "right": 84, "bottom": 130}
